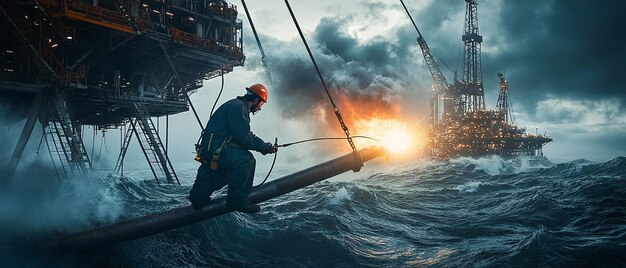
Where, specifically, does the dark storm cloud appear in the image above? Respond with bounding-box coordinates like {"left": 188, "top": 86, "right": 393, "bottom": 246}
{"left": 244, "top": 14, "right": 423, "bottom": 119}
{"left": 484, "top": 1, "right": 626, "bottom": 115}
{"left": 394, "top": 0, "right": 626, "bottom": 120}
{"left": 245, "top": 0, "right": 625, "bottom": 124}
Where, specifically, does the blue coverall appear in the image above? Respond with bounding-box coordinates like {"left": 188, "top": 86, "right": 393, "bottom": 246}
{"left": 189, "top": 96, "right": 273, "bottom": 209}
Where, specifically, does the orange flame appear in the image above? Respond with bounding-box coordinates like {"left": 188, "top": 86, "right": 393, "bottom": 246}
{"left": 313, "top": 90, "right": 424, "bottom": 155}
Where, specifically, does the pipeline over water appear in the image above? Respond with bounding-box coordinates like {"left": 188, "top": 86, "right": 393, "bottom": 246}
{"left": 52, "top": 147, "right": 386, "bottom": 252}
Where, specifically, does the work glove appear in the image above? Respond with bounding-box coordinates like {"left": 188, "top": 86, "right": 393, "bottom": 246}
{"left": 259, "top": 142, "right": 277, "bottom": 155}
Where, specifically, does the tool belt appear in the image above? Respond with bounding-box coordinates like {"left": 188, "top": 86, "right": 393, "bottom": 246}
{"left": 194, "top": 133, "right": 231, "bottom": 171}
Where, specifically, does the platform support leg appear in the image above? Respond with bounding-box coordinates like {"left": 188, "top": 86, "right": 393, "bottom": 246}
{"left": 4, "top": 92, "right": 46, "bottom": 182}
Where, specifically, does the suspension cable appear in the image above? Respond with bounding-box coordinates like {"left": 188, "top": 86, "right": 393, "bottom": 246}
{"left": 35, "top": 130, "right": 46, "bottom": 157}
{"left": 98, "top": 131, "right": 107, "bottom": 160}
{"left": 240, "top": 0, "right": 273, "bottom": 83}
{"left": 508, "top": 89, "right": 516, "bottom": 124}
{"left": 400, "top": 0, "right": 456, "bottom": 76}
{"left": 284, "top": 0, "right": 361, "bottom": 161}
{"left": 91, "top": 127, "right": 96, "bottom": 162}
{"left": 145, "top": 13, "right": 204, "bottom": 130}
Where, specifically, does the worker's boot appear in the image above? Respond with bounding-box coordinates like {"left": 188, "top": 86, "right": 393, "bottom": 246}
{"left": 227, "top": 200, "right": 261, "bottom": 214}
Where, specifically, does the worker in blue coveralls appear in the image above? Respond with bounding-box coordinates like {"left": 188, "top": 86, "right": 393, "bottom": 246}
{"left": 189, "top": 84, "right": 276, "bottom": 213}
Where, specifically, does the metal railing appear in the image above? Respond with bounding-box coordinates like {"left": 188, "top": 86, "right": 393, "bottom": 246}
{"left": 169, "top": 26, "right": 242, "bottom": 59}
{"left": 170, "top": 0, "right": 238, "bottom": 21}
{"left": 65, "top": 0, "right": 131, "bottom": 29}
{"left": 40, "top": 0, "right": 241, "bottom": 61}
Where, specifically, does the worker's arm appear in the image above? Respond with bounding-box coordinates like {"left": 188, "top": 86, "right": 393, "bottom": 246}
{"left": 227, "top": 101, "right": 274, "bottom": 154}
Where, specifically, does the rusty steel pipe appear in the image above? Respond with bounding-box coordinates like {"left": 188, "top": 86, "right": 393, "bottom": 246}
{"left": 53, "top": 146, "right": 386, "bottom": 252}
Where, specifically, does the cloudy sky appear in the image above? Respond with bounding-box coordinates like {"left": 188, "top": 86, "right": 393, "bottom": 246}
{"left": 8, "top": 0, "right": 623, "bottom": 173}
{"left": 170, "top": 0, "right": 625, "bottom": 163}
{"left": 158, "top": 0, "right": 626, "bottom": 165}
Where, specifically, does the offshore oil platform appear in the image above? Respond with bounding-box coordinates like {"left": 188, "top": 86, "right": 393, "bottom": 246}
{"left": 1, "top": 0, "right": 244, "bottom": 182}
{"left": 402, "top": 0, "right": 552, "bottom": 158}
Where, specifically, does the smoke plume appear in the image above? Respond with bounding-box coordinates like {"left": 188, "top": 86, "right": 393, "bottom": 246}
{"left": 246, "top": 16, "right": 428, "bottom": 147}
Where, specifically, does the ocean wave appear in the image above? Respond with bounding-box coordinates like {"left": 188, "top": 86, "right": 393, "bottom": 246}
{"left": 454, "top": 181, "right": 482, "bottom": 193}
{"left": 2, "top": 156, "right": 626, "bottom": 267}
{"left": 449, "top": 155, "right": 553, "bottom": 176}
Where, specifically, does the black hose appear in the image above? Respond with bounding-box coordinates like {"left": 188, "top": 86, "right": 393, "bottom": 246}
{"left": 196, "top": 70, "right": 225, "bottom": 146}
{"left": 278, "top": 135, "right": 379, "bottom": 147}
{"left": 210, "top": 70, "right": 225, "bottom": 117}
{"left": 253, "top": 138, "right": 278, "bottom": 188}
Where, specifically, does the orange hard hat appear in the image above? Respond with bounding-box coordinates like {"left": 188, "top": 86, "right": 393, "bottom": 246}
{"left": 246, "top": 84, "right": 268, "bottom": 102}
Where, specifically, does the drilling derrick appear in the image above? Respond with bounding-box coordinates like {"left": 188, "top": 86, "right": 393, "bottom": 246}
{"left": 496, "top": 72, "right": 510, "bottom": 124}
{"left": 458, "top": 0, "right": 485, "bottom": 113}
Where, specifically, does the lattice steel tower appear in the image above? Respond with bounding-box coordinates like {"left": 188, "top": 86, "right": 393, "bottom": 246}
{"left": 497, "top": 73, "right": 510, "bottom": 123}
{"left": 459, "top": 0, "right": 485, "bottom": 113}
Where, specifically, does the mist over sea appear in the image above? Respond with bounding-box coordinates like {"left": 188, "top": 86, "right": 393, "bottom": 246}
{"left": 1, "top": 155, "right": 625, "bottom": 267}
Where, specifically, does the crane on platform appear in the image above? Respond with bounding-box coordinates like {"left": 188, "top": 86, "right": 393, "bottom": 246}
{"left": 399, "top": 0, "right": 458, "bottom": 127}
{"left": 401, "top": 0, "right": 488, "bottom": 125}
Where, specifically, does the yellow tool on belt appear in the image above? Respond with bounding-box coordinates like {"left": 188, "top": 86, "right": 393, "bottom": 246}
{"left": 194, "top": 133, "right": 213, "bottom": 164}
{"left": 194, "top": 133, "right": 230, "bottom": 171}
